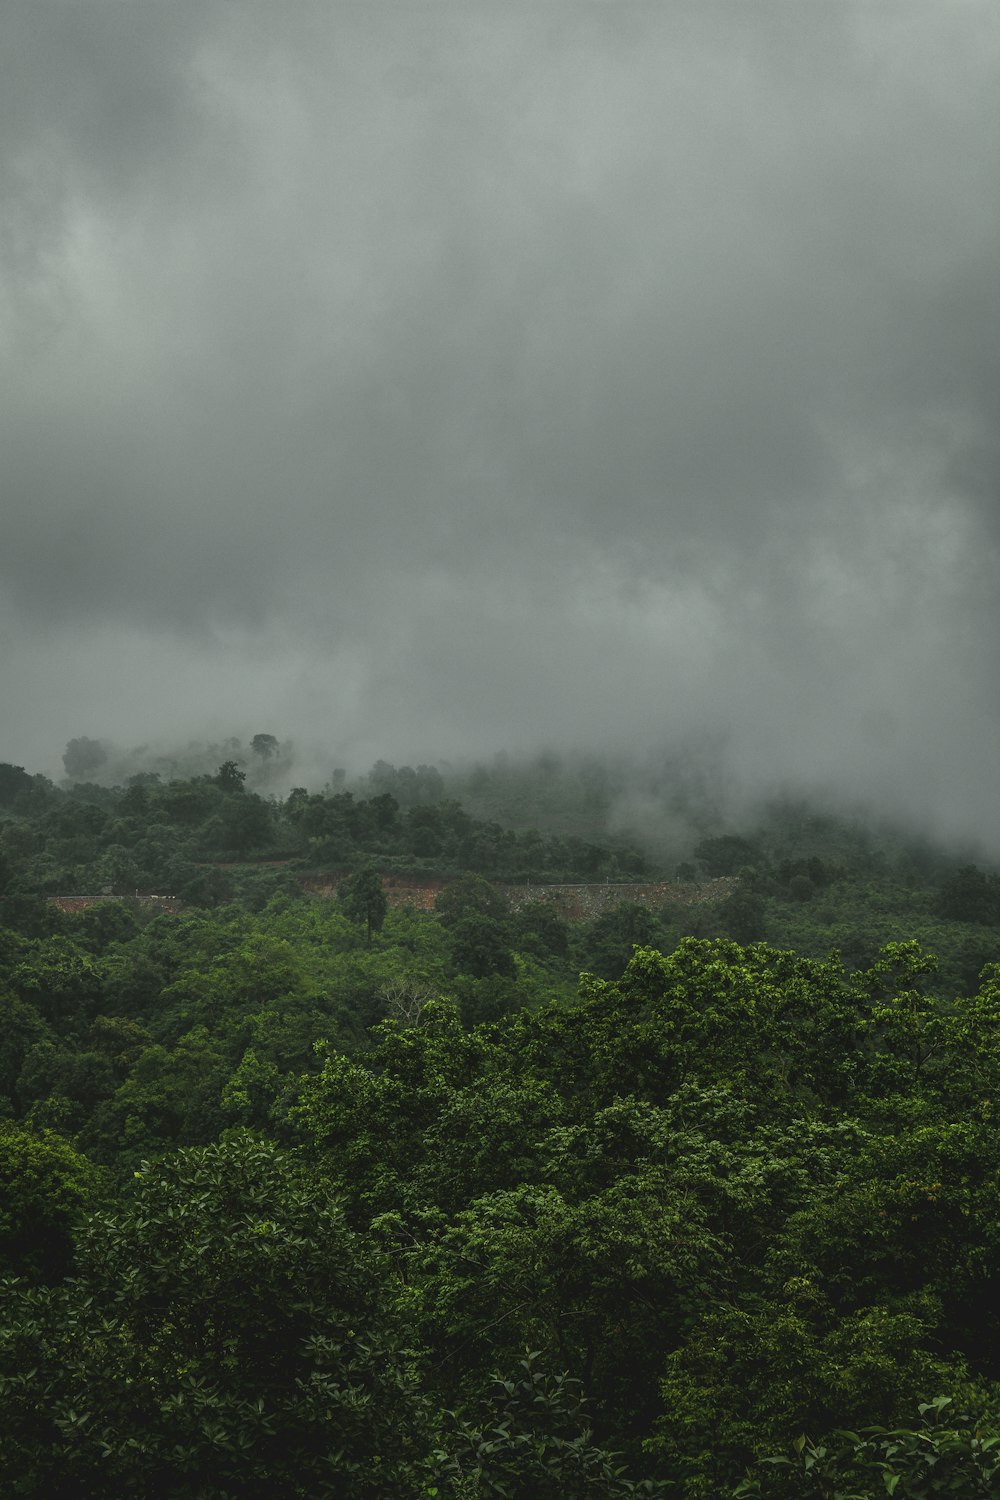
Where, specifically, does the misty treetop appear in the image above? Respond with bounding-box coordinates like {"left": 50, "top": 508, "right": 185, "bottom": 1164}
{"left": 2, "top": 2, "right": 996, "bottom": 851}
{"left": 0, "top": 751, "right": 652, "bottom": 915}
{"left": 2, "top": 750, "right": 1000, "bottom": 1002}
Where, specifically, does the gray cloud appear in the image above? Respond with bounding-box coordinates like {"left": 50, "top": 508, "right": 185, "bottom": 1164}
{"left": 1, "top": 2, "right": 998, "bottom": 844}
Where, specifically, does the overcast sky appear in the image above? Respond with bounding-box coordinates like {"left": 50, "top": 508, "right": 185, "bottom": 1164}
{"left": 1, "top": 2, "right": 998, "bottom": 842}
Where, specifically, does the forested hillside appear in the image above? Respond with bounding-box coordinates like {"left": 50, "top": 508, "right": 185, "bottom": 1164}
{"left": 3, "top": 752, "right": 1000, "bottom": 1496}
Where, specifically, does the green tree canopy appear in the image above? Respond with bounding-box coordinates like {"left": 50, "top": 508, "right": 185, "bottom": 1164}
{"left": 338, "top": 866, "right": 388, "bottom": 947}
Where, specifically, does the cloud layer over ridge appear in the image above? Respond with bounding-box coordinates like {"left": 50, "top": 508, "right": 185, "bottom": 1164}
{"left": 1, "top": 2, "right": 998, "bottom": 842}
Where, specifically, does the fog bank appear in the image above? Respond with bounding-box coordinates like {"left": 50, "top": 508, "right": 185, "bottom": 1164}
{"left": 2, "top": 3, "right": 997, "bottom": 847}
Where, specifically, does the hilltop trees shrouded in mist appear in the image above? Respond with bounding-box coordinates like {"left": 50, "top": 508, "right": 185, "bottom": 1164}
{"left": 57, "top": 736, "right": 293, "bottom": 797}
{"left": 251, "top": 733, "right": 279, "bottom": 760}
{"left": 62, "top": 738, "right": 107, "bottom": 781}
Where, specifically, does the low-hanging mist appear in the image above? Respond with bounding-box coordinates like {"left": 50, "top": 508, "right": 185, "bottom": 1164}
{"left": 2, "top": 3, "right": 997, "bottom": 851}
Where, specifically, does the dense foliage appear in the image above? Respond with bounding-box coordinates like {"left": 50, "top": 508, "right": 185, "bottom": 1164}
{"left": 2, "top": 751, "right": 1000, "bottom": 1495}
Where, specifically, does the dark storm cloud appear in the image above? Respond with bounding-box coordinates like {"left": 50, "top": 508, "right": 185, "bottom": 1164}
{"left": 1, "top": 2, "right": 997, "bottom": 843}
